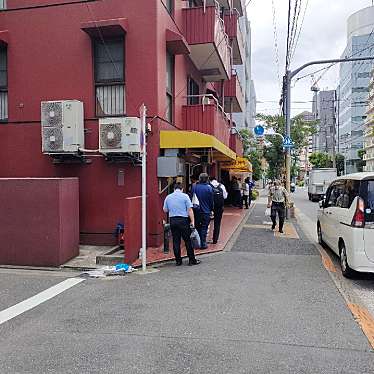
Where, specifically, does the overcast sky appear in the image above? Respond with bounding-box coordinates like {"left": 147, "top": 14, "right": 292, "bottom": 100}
{"left": 248, "top": 0, "right": 374, "bottom": 116}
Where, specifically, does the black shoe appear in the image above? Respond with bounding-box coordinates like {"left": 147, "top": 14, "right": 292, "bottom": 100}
{"left": 279, "top": 230, "right": 284, "bottom": 234}
{"left": 176, "top": 260, "right": 183, "bottom": 266}
{"left": 188, "top": 259, "right": 201, "bottom": 266}
{"left": 212, "top": 241, "right": 217, "bottom": 244}
{"left": 200, "top": 245, "right": 208, "bottom": 250}
{"left": 271, "top": 224, "right": 276, "bottom": 230}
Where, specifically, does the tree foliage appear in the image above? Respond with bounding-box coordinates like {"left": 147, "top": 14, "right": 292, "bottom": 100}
{"left": 309, "top": 152, "right": 332, "bottom": 168}
{"left": 256, "top": 113, "right": 318, "bottom": 179}
{"left": 248, "top": 150, "right": 262, "bottom": 181}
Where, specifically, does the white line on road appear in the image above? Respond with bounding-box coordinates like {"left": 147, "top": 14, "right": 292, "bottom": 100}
{"left": 0, "top": 277, "right": 84, "bottom": 325}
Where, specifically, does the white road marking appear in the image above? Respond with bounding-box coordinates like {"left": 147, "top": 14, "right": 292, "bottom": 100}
{"left": 0, "top": 277, "right": 84, "bottom": 325}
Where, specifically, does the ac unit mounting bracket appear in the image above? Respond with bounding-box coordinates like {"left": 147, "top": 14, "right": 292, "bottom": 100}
{"left": 50, "top": 153, "right": 92, "bottom": 165}
{"left": 104, "top": 153, "right": 142, "bottom": 165}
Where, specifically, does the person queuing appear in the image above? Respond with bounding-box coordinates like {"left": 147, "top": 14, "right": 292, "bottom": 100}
{"left": 191, "top": 173, "right": 214, "bottom": 249}
{"left": 231, "top": 176, "right": 242, "bottom": 208}
{"left": 241, "top": 177, "right": 254, "bottom": 209}
{"left": 163, "top": 182, "right": 201, "bottom": 266}
{"left": 209, "top": 176, "right": 228, "bottom": 244}
{"left": 267, "top": 180, "right": 289, "bottom": 234}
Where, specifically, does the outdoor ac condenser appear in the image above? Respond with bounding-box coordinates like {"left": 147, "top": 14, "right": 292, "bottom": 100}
{"left": 99, "top": 117, "right": 141, "bottom": 154}
{"left": 41, "top": 100, "right": 84, "bottom": 154}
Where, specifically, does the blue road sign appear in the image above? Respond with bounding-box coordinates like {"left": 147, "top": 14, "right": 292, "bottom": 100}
{"left": 283, "top": 136, "right": 294, "bottom": 148}
{"left": 254, "top": 125, "right": 265, "bottom": 136}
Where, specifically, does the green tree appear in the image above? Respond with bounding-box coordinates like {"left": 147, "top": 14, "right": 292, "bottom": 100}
{"left": 309, "top": 152, "right": 332, "bottom": 168}
{"left": 239, "top": 128, "right": 256, "bottom": 156}
{"left": 256, "top": 113, "right": 317, "bottom": 179}
{"left": 248, "top": 150, "right": 262, "bottom": 181}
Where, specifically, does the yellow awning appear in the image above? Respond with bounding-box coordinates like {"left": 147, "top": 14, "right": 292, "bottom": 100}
{"left": 160, "top": 130, "right": 236, "bottom": 161}
{"left": 221, "top": 157, "right": 253, "bottom": 173}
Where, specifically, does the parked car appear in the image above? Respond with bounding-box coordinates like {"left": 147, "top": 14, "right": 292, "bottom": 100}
{"left": 308, "top": 168, "right": 337, "bottom": 202}
{"left": 317, "top": 172, "right": 374, "bottom": 278}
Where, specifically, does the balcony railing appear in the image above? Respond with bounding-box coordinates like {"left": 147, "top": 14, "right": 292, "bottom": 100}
{"left": 224, "top": 12, "right": 245, "bottom": 65}
{"left": 232, "top": 0, "right": 243, "bottom": 16}
{"left": 230, "top": 132, "right": 243, "bottom": 156}
{"left": 183, "top": 4, "right": 231, "bottom": 81}
{"left": 223, "top": 71, "right": 245, "bottom": 112}
{"left": 182, "top": 94, "right": 231, "bottom": 146}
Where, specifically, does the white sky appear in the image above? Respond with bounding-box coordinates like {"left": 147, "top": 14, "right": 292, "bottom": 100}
{"left": 248, "top": 0, "right": 374, "bottom": 116}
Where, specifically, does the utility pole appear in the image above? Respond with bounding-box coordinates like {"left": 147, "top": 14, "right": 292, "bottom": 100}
{"left": 283, "top": 55, "right": 374, "bottom": 192}
{"left": 140, "top": 104, "right": 147, "bottom": 272}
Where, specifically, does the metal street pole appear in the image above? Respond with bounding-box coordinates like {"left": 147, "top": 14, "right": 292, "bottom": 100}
{"left": 283, "top": 55, "right": 374, "bottom": 192}
{"left": 140, "top": 104, "right": 147, "bottom": 272}
{"left": 285, "top": 70, "right": 291, "bottom": 192}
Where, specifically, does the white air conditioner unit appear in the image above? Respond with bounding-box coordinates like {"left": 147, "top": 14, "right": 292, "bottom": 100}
{"left": 99, "top": 117, "right": 141, "bottom": 154}
{"left": 41, "top": 100, "right": 84, "bottom": 154}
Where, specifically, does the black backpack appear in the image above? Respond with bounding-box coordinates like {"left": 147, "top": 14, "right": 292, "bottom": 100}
{"left": 210, "top": 183, "right": 224, "bottom": 208}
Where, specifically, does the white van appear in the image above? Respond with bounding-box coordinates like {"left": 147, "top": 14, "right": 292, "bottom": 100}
{"left": 317, "top": 172, "right": 374, "bottom": 278}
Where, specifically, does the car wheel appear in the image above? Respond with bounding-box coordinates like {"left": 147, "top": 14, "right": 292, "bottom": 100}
{"left": 340, "top": 242, "right": 355, "bottom": 278}
{"left": 317, "top": 223, "right": 325, "bottom": 246}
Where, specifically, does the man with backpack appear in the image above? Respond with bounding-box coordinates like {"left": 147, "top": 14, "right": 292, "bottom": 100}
{"left": 210, "top": 176, "right": 228, "bottom": 244}
{"left": 191, "top": 173, "right": 214, "bottom": 249}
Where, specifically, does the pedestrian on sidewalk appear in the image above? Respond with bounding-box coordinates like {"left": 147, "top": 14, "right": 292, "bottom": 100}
{"left": 267, "top": 180, "right": 289, "bottom": 233}
{"left": 163, "top": 182, "right": 200, "bottom": 266}
{"left": 209, "top": 176, "right": 228, "bottom": 244}
{"left": 192, "top": 173, "right": 214, "bottom": 249}
{"left": 242, "top": 177, "right": 255, "bottom": 209}
{"left": 231, "top": 176, "right": 241, "bottom": 208}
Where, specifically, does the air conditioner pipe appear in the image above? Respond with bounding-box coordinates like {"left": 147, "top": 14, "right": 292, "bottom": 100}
{"left": 78, "top": 147, "right": 100, "bottom": 153}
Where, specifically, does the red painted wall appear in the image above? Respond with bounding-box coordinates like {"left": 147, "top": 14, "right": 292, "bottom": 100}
{"left": 0, "top": 1, "right": 238, "bottom": 248}
{"left": 0, "top": 178, "right": 79, "bottom": 266}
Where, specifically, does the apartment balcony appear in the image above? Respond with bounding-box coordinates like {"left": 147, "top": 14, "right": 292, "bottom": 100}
{"left": 182, "top": 95, "right": 231, "bottom": 147}
{"left": 183, "top": 5, "right": 231, "bottom": 81}
{"left": 232, "top": 0, "right": 244, "bottom": 16}
{"left": 230, "top": 132, "right": 244, "bottom": 156}
{"left": 224, "top": 12, "right": 245, "bottom": 65}
{"left": 223, "top": 71, "right": 245, "bottom": 112}
{"left": 206, "top": 0, "right": 232, "bottom": 10}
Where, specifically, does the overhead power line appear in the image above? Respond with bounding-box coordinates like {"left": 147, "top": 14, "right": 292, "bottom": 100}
{"left": 271, "top": 0, "right": 281, "bottom": 90}
{"left": 289, "top": 0, "right": 309, "bottom": 63}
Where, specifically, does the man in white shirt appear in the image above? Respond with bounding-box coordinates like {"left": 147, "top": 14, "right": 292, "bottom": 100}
{"left": 210, "top": 177, "right": 228, "bottom": 244}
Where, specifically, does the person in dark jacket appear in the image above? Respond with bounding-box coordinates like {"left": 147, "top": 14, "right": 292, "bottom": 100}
{"left": 191, "top": 173, "right": 214, "bottom": 249}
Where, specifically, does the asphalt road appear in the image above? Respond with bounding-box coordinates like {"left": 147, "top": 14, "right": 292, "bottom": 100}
{"left": 0, "top": 198, "right": 373, "bottom": 373}
{"left": 293, "top": 187, "right": 374, "bottom": 318}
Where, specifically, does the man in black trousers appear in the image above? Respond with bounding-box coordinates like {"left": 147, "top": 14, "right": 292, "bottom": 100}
{"left": 210, "top": 176, "right": 228, "bottom": 244}
{"left": 163, "top": 182, "right": 201, "bottom": 266}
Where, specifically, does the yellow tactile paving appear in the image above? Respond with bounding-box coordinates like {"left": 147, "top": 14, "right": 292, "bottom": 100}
{"left": 347, "top": 303, "right": 374, "bottom": 350}
{"left": 274, "top": 222, "right": 299, "bottom": 239}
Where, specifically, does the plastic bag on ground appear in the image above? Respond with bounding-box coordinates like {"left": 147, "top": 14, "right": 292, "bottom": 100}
{"left": 265, "top": 208, "right": 271, "bottom": 217}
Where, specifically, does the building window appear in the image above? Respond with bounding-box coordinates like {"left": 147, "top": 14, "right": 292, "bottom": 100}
{"left": 94, "top": 38, "right": 125, "bottom": 117}
{"left": 165, "top": 0, "right": 174, "bottom": 14}
{"left": 0, "top": 46, "right": 7, "bottom": 121}
{"left": 187, "top": 77, "right": 199, "bottom": 105}
{"left": 166, "top": 52, "right": 174, "bottom": 123}
{"left": 0, "top": 0, "right": 6, "bottom": 10}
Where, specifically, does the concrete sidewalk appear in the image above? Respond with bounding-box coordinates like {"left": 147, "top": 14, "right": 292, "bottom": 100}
{"left": 0, "top": 196, "right": 373, "bottom": 373}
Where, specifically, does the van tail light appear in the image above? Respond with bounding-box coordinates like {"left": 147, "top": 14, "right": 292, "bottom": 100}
{"left": 351, "top": 197, "right": 365, "bottom": 228}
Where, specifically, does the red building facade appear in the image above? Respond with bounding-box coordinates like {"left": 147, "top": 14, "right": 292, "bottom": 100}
{"left": 0, "top": 0, "right": 246, "bottom": 249}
